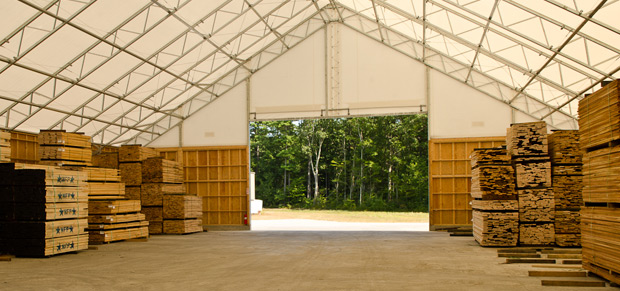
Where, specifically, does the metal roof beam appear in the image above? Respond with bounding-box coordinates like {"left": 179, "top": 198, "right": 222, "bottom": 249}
{"left": 465, "top": 0, "right": 499, "bottom": 83}
{"left": 508, "top": 0, "right": 607, "bottom": 104}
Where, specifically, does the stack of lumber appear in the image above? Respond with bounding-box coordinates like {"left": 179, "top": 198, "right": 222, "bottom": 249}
{"left": 118, "top": 145, "right": 158, "bottom": 205}
{"left": 507, "top": 122, "right": 554, "bottom": 246}
{"left": 470, "top": 148, "right": 518, "bottom": 246}
{"left": 0, "top": 131, "right": 11, "bottom": 162}
{"left": 549, "top": 130, "right": 582, "bottom": 247}
{"left": 578, "top": 80, "right": 620, "bottom": 285}
{"left": 38, "top": 130, "right": 92, "bottom": 166}
{"left": 141, "top": 157, "right": 185, "bottom": 234}
{"left": 84, "top": 167, "right": 125, "bottom": 200}
{"left": 92, "top": 152, "right": 119, "bottom": 169}
{"left": 87, "top": 199, "right": 148, "bottom": 244}
{"left": 163, "top": 194, "right": 203, "bottom": 234}
{"left": 0, "top": 163, "right": 89, "bottom": 257}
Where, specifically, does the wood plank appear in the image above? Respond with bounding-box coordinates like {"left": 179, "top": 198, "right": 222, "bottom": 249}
{"left": 119, "top": 145, "right": 157, "bottom": 162}
{"left": 88, "top": 200, "right": 140, "bottom": 215}
{"left": 506, "top": 121, "right": 548, "bottom": 156}
{"left": 505, "top": 258, "right": 556, "bottom": 264}
{"left": 498, "top": 253, "right": 541, "bottom": 258}
{"left": 541, "top": 280, "right": 605, "bottom": 287}
{"left": 529, "top": 270, "right": 587, "bottom": 277}
{"left": 547, "top": 254, "right": 582, "bottom": 259}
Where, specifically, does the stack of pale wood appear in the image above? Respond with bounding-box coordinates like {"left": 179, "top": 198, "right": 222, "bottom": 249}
{"left": 141, "top": 157, "right": 188, "bottom": 234}
{"left": 578, "top": 80, "right": 620, "bottom": 285}
{"left": 508, "top": 121, "right": 554, "bottom": 246}
{"left": 118, "top": 145, "right": 158, "bottom": 202}
{"left": 38, "top": 130, "right": 92, "bottom": 166}
{"left": 470, "top": 148, "right": 518, "bottom": 246}
{"left": 163, "top": 194, "right": 203, "bottom": 234}
{"left": 84, "top": 167, "right": 125, "bottom": 200}
{"left": 549, "top": 130, "right": 582, "bottom": 247}
{"left": 87, "top": 199, "right": 148, "bottom": 244}
{"left": 0, "top": 131, "right": 11, "bottom": 162}
{"left": 0, "top": 163, "right": 89, "bottom": 257}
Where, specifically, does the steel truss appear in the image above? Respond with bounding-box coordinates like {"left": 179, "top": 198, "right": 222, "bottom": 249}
{"left": 0, "top": 0, "right": 617, "bottom": 145}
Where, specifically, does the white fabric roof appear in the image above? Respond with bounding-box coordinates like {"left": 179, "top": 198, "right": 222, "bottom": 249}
{"left": 0, "top": 0, "right": 618, "bottom": 145}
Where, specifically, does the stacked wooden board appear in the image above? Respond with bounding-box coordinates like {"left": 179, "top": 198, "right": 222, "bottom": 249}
{"left": 0, "top": 163, "right": 89, "bottom": 257}
{"left": 0, "top": 131, "right": 11, "bottom": 162}
{"left": 118, "top": 145, "right": 158, "bottom": 204}
{"left": 470, "top": 148, "right": 518, "bottom": 246}
{"left": 508, "top": 122, "right": 554, "bottom": 246}
{"left": 141, "top": 157, "right": 197, "bottom": 234}
{"left": 83, "top": 167, "right": 149, "bottom": 244}
{"left": 88, "top": 200, "right": 148, "bottom": 243}
{"left": 38, "top": 130, "right": 92, "bottom": 166}
{"left": 549, "top": 130, "right": 582, "bottom": 247}
{"left": 163, "top": 194, "right": 203, "bottom": 234}
{"left": 578, "top": 79, "right": 620, "bottom": 284}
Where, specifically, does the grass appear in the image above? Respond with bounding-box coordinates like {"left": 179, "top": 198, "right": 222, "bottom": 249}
{"left": 251, "top": 208, "right": 429, "bottom": 223}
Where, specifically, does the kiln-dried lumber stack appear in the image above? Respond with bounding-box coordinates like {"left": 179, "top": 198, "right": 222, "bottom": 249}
{"left": 0, "top": 131, "right": 11, "bottom": 162}
{"left": 549, "top": 130, "right": 582, "bottom": 247}
{"left": 84, "top": 167, "right": 125, "bottom": 200}
{"left": 87, "top": 199, "right": 148, "bottom": 244}
{"left": 578, "top": 80, "right": 620, "bottom": 150}
{"left": 507, "top": 122, "right": 554, "bottom": 246}
{"left": 141, "top": 157, "right": 185, "bottom": 234}
{"left": 578, "top": 80, "right": 620, "bottom": 284}
{"left": 38, "top": 130, "right": 92, "bottom": 166}
{"left": 0, "top": 164, "right": 88, "bottom": 257}
{"left": 470, "top": 148, "right": 518, "bottom": 246}
{"left": 163, "top": 194, "right": 203, "bottom": 234}
{"left": 92, "top": 152, "right": 119, "bottom": 169}
{"left": 118, "top": 145, "right": 158, "bottom": 204}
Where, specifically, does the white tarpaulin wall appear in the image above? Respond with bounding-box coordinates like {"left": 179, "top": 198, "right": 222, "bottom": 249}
{"left": 0, "top": 0, "right": 618, "bottom": 146}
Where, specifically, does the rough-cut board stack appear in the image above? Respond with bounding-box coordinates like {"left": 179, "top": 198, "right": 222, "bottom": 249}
{"left": 141, "top": 157, "right": 186, "bottom": 234}
{"left": 87, "top": 199, "right": 148, "bottom": 244}
{"left": 0, "top": 163, "right": 89, "bottom": 257}
{"left": 38, "top": 130, "right": 92, "bottom": 166}
{"left": 549, "top": 130, "right": 582, "bottom": 247}
{"left": 578, "top": 80, "right": 620, "bottom": 285}
{"left": 578, "top": 80, "right": 620, "bottom": 150}
{"left": 470, "top": 148, "right": 518, "bottom": 246}
{"left": 92, "top": 152, "right": 119, "bottom": 169}
{"left": 118, "top": 145, "right": 158, "bottom": 211}
{"left": 0, "top": 131, "right": 11, "bottom": 162}
{"left": 507, "top": 122, "right": 554, "bottom": 246}
{"left": 163, "top": 195, "right": 203, "bottom": 234}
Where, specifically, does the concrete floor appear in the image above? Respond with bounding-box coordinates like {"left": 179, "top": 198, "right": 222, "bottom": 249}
{"left": 0, "top": 227, "right": 610, "bottom": 290}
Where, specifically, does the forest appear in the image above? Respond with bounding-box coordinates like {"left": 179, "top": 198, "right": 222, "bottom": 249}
{"left": 250, "top": 114, "right": 428, "bottom": 212}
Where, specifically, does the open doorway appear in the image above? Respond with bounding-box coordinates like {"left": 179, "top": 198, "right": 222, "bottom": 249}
{"left": 249, "top": 114, "right": 429, "bottom": 231}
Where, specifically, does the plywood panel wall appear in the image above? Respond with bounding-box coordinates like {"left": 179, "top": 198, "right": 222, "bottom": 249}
{"left": 158, "top": 146, "right": 249, "bottom": 230}
{"left": 429, "top": 137, "right": 505, "bottom": 230}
